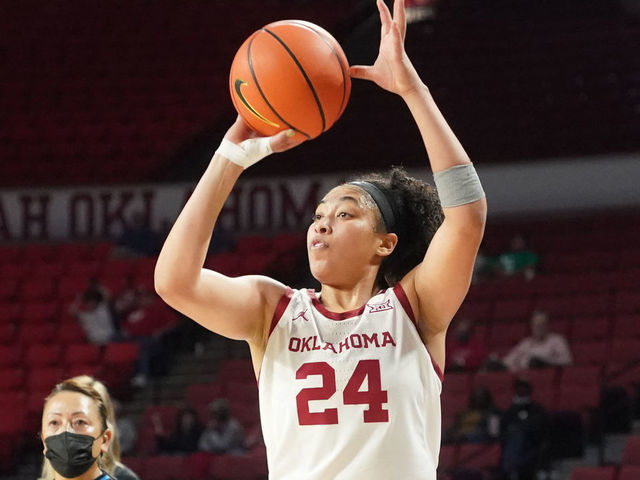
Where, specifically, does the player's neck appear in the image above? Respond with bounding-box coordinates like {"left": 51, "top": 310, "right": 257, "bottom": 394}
{"left": 319, "top": 280, "right": 381, "bottom": 313}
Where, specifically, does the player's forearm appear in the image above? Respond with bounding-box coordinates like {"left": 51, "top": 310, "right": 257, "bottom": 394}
{"left": 402, "top": 82, "right": 471, "bottom": 173}
{"left": 404, "top": 82, "right": 486, "bottom": 230}
{"left": 155, "top": 154, "right": 243, "bottom": 296}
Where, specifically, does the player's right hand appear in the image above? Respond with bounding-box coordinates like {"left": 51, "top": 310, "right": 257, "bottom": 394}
{"left": 224, "top": 116, "right": 305, "bottom": 153}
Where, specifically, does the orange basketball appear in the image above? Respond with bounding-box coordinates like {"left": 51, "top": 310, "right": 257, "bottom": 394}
{"left": 229, "top": 20, "right": 351, "bottom": 139}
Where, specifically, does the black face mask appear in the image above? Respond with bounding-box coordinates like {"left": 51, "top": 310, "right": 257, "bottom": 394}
{"left": 45, "top": 431, "right": 100, "bottom": 478}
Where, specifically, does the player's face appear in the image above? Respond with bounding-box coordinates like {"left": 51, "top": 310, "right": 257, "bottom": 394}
{"left": 307, "top": 185, "right": 387, "bottom": 287}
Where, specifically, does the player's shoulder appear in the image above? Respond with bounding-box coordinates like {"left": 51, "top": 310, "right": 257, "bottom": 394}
{"left": 238, "top": 274, "right": 290, "bottom": 305}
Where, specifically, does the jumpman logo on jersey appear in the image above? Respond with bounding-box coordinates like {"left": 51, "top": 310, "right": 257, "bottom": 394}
{"left": 292, "top": 309, "right": 310, "bottom": 322}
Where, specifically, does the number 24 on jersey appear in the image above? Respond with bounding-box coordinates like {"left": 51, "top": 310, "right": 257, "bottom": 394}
{"left": 296, "top": 359, "right": 389, "bottom": 425}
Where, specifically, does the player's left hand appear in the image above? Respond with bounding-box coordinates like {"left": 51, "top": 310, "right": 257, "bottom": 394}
{"left": 349, "top": 0, "right": 422, "bottom": 98}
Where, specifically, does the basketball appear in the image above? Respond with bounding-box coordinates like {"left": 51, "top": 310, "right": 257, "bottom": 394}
{"left": 229, "top": 20, "right": 351, "bottom": 139}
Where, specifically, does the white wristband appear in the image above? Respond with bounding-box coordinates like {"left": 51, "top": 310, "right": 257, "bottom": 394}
{"left": 215, "top": 137, "right": 273, "bottom": 169}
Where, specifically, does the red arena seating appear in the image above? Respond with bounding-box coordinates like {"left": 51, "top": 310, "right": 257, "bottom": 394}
{"left": 62, "top": 343, "right": 102, "bottom": 367}
{"left": 17, "top": 323, "right": 56, "bottom": 347}
{"left": 18, "top": 277, "right": 56, "bottom": 302}
{"left": 24, "top": 345, "right": 61, "bottom": 368}
{"left": 26, "top": 367, "right": 66, "bottom": 392}
{"left": 622, "top": 436, "right": 640, "bottom": 465}
{"left": 20, "top": 300, "right": 60, "bottom": 324}
{"left": 612, "top": 315, "right": 640, "bottom": 340}
{"left": 619, "top": 466, "right": 640, "bottom": 480}
{"left": 456, "top": 443, "right": 501, "bottom": 470}
{"left": 209, "top": 452, "right": 268, "bottom": 480}
{"left": 103, "top": 342, "right": 140, "bottom": 366}
{"left": 609, "top": 339, "right": 640, "bottom": 365}
{"left": 0, "top": 368, "right": 24, "bottom": 392}
{"left": 142, "top": 455, "right": 187, "bottom": 480}
{"left": 556, "top": 384, "right": 600, "bottom": 412}
{"left": 437, "top": 444, "right": 458, "bottom": 471}
{"left": 569, "top": 466, "right": 616, "bottom": 480}
{"left": 0, "top": 346, "right": 21, "bottom": 367}
{"left": 55, "top": 321, "right": 87, "bottom": 345}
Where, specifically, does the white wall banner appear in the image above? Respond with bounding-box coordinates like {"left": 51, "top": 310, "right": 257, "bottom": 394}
{"left": 0, "top": 175, "right": 341, "bottom": 242}
{"left": 1, "top": 154, "right": 639, "bottom": 242}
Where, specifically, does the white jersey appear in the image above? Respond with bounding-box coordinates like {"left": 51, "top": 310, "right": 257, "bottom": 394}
{"left": 259, "top": 284, "right": 443, "bottom": 480}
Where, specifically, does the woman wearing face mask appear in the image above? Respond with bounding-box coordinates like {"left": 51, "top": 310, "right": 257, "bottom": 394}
{"left": 39, "top": 376, "right": 141, "bottom": 480}
{"left": 40, "top": 379, "right": 114, "bottom": 480}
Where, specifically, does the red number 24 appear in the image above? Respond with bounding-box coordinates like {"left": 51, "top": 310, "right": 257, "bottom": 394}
{"left": 295, "top": 359, "right": 389, "bottom": 425}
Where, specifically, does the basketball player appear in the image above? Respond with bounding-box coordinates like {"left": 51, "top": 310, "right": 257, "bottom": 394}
{"left": 155, "top": 0, "right": 487, "bottom": 478}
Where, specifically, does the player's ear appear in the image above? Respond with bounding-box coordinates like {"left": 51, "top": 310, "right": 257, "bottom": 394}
{"left": 377, "top": 233, "right": 398, "bottom": 257}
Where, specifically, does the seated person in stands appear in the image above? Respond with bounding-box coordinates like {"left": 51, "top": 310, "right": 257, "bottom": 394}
{"left": 153, "top": 406, "right": 204, "bottom": 454}
{"left": 445, "top": 317, "right": 488, "bottom": 372}
{"left": 502, "top": 310, "right": 572, "bottom": 372}
{"left": 112, "top": 398, "right": 137, "bottom": 458}
{"left": 69, "top": 279, "right": 118, "bottom": 346}
{"left": 500, "top": 379, "right": 550, "bottom": 480}
{"left": 113, "top": 278, "right": 141, "bottom": 323}
{"left": 445, "top": 386, "right": 500, "bottom": 444}
{"left": 112, "top": 212, "right": 161, "bottom": 258}
{"left": 198, "top": 398, "right": 245, "bottom": 454}
{"left": 121, "top": 287, "right": 177, "bottom": 388}
{"left": 496, "top": 234, "right": 538, "bottom": 280}
{"left": 471, "top": 244, "right": 496, "bottom": 283}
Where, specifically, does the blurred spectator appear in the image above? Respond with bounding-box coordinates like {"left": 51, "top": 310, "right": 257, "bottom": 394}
{"left": 199, "top": 398, "right": 246, "bottom": 454}
{"left": 113, "top": 212, "right": 161, "bottom": 258}
{"left": 445, "top": 386, "right": 501, "bottom": 444}
{"left": 471, "top": 246, "right": 496, "bottom": 283}
{"left": 121, "top": 287, "right": 177, "bottom": 387}
{"left": 113, "top": 278, "right": 140, "bottom": 327}
{"left": 113, "top": 398, "right": 137, "bottom": 457}
{"left": 405, "top": 0, "right": 438, "bottom": 23}
{"left": 208, "top": 229, "right": 236, "bottom": 254}
{"left": 500, "top": 379, "right": 551, "bottom": 480}
{"left": 153, "top": 406, "right": 204, "bottom": 454}
{"left": 496, "top": 234, "right": 538, "bottom": 280}
{"left": 69, "top": 279, "right": 118, "bottom": 346}
{"left": 502, "top": 311, "right": 572, "bottom": 372}
{"left": 446, "top": 317, "right": 488, "bottom": 372}
{"left": 244, "top": 423, "right": 265, "bottom": 451}
{"left": 115, "top": 278, "right": 207, "bottom": 360}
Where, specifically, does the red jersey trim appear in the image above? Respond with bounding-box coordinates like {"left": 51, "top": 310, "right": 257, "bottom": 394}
{"left": 393, "top": 283, "right": 417, "bottom": 325}
{"left": 259, "top": 287, "right": 295, "bottom": 387}
{"left": 393, "top": 283, "right": 444, "bottom": 383}
{"left": 307, "top": 289, "right": 367, "bottom": 321}
{"left": 268, "top": 287, "right": 294, "bottom": 338}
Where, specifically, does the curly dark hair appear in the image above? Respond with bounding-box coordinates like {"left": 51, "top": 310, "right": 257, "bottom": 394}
{"left": 348, "top": 166, "right": 444, "bottom": 289}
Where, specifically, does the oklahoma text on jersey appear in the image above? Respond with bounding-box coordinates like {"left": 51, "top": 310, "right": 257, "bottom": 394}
{"left": 288, "top": 331, "right": 397, "bottom": 354}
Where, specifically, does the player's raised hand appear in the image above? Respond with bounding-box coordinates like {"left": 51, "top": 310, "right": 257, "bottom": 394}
{"left": 218, "top": 116, "right": 305, "bottom": 169}
{"left": 349, "top": 0, "right": 422, "bottom": 98}
{"left": 224, "top": 116, "right": 304, "bottom": 153}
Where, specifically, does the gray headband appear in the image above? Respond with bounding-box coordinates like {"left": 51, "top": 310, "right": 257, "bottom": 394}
{"left": 349, "top": 181, "right": 396, "bottom": 232}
